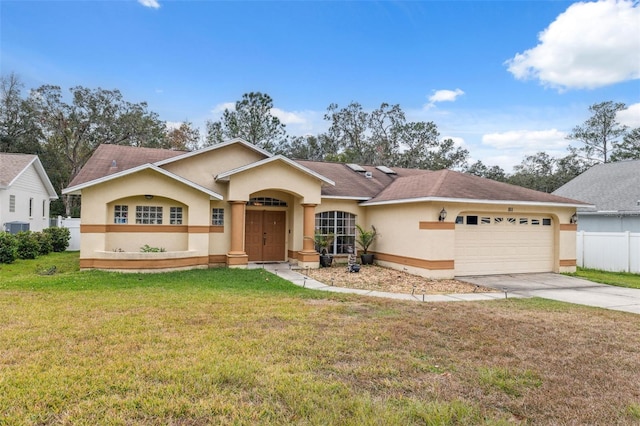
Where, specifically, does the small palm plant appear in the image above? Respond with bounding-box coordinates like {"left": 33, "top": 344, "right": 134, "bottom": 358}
{"left": 356, "top": 224, "right": 377, "bottom": 255}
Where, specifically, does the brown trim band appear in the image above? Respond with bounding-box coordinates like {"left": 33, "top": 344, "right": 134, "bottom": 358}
{"left": 297, "top": 251, "right": 319, "bottom": 263}
{"left": 288, "top": 250, "right": 298, "bottom": 260}
{"left": 560, "top": 224, "right": 577, "bottom": 231}
{"left": 559, "top": 259, "right": 577, "bottom": 267}
{"left": 209, "top": 254, "right": 227, "bottom": 264}
{"left": 372, "top": 251, "right": 454, "bottom": 270}
{"left": 80, "top": 256, "right": 208, "bottom": 270}
{"left": 226, "top": 254, "right": 249, "bottom": 266}
{"left": 81, "top": 224, "right": 221, "bottom": 233}
{"left": 188, "top": 226, "right": 210, "bottom": 233}
{"left": 419, "top": 221, "right": 455, "bottom": 230}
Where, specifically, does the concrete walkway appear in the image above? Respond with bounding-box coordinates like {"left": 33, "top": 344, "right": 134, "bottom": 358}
{"left": 248, "top": 262, "right": 522, "bottom": 303}
{"left": 460, "top": 273, "right": 640, "bottom": 314}
{"left": 248, "top": 263, "right": 640, "bottom": 314}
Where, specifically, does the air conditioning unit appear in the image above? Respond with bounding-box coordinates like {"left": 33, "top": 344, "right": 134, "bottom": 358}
{"left": 5, "top": 221, "right": 30, "bottom": 234}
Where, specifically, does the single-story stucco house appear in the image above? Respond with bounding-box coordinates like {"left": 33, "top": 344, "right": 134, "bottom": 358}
{"left": 1, "top": 152, "right": 58, "bottom": 233}
{"left": 63, "top": 139, "right": 587, "bottom": 277}
{"left": 553, "top": 159, "right": 640, "bottom": 232}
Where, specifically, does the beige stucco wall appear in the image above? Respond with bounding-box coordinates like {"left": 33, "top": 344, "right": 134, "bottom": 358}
{"left": 161, "top": 144, "right": 267, "bottom": 195}
{"left": 79, "top": 169, "right": 213, "bottom": 259}
{"left": 364, "top": 201, "right": 577, "bottom": 277}
{"left": 366, "top": 203, "right": 453, "bottom": 260}
{"left": 226, "top": 160, "right": 323, "bottom": 204}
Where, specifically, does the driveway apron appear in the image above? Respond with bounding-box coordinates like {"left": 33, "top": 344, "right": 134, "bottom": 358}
{"left": 459, "top": 273, "right": 640, "bottom": 314}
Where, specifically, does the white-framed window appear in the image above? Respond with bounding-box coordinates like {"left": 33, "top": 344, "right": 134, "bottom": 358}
{"left": 136, "top": 206, "right": 162, "bottom": 224}
{"left": 315, "top": 211, "right": 356, "bottom": 255}
{"left": 170, "top": 207, "right": 183, "bottom": 225}
{"left": 9, "top": 195, "right": 15, "bottom": 212}
{"left": 211, "top": 208, "right": 224, "bottom": 226}
{"left": 114, "top": 205, "right": 128, "bottom": 224}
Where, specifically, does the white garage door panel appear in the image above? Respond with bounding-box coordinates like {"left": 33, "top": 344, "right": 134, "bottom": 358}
{"left": 455, "top": 218, "right": 554, "bottom": 276}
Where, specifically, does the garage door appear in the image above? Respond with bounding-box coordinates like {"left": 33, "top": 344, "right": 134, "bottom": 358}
{"left": 455, "top": 214, "right": 554, "bottom": 276}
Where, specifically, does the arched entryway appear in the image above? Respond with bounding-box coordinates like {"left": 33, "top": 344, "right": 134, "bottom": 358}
{"left": 244, "top": 196, "right": 288, "bottom": 262}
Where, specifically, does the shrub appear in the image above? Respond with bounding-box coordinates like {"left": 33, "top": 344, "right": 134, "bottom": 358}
{"left": 43, "top": 227, "right": 71, "bottom": 252}
{"left": 34, "top": 231, "right": 53, "bottom": 255}
{"left": 0, "top": 232, "right": 18, "bottom": 264}
{"left": 16, "top": 231, "right": 40, "bottom": 260}
{"left": 140, "top": 244, "right": 166, "bottom": 253}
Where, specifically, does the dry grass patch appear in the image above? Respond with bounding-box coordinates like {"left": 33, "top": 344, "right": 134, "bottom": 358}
{"left": 305, "top": 264, "right": 495, "bottom": 294}
{"left": 1, "top": 258, "right": 640, "bottom": 424}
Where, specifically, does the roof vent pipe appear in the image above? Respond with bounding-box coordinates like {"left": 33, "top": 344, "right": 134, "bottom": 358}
{"left": 364, "top": 171, "right": 373, "bottom": 179}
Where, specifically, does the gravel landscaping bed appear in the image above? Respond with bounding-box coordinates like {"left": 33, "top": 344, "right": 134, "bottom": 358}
{"left": 305, "top": 263, "right": 495, "bottom": 294}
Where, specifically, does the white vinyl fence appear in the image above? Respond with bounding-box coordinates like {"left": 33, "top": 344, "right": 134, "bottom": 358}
{"left": 56, "top": 216, "right": 81, "bottom": 251}
{"left": 576, "top": 231, "right": 640, "bottom": 273}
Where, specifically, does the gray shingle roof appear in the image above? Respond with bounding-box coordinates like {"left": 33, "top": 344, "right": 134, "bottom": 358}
{"left": 68, "top": 143, "right": 587, "bottom": 206}
{"left": 553, "top": 160, "right": 640, "bottom": 213}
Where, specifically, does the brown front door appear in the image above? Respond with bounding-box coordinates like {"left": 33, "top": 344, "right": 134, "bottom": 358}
{"left": 245, "top": 210, "right": 286, "bottom": 262}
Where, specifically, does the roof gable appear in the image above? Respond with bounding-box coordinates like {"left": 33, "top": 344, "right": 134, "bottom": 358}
{"left": 68, "top": 144, "right": 185, "bottom": 188}
{"left": 216, "top": 155, "right": 335, "bottom": 186}
{"left": 0, "top": 153, "right": 58, "bottom": 199}
{"left": 154, "top": 138, "right": 272, "bottom": 167}
{"left": 63, "top": 163, "right": 223, "bottom": 200}
{"left": 553, "top": 160, "right": 640, "bottom": 212}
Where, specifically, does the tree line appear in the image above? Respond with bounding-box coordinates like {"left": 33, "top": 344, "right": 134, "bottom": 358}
{"left": 2, "top": 73, "right": 638, "bottom": 216}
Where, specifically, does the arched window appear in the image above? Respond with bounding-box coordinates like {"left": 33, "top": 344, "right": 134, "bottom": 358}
{"left": 315, "top": 211, "right": 356, "bottom": 255}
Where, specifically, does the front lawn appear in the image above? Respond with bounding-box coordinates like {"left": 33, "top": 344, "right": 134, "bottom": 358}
{"left": 569, "top": 267, "right": 640, "bottom": 289}
{"left": 1, "top": 254, "right": 639, "bottom": 425}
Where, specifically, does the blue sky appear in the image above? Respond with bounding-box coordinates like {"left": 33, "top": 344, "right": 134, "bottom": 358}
{"left": 1, "top": 0, "right": 639, "bottom": 171}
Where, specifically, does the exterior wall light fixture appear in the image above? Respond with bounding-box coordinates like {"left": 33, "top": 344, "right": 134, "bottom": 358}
{"left": 438, "top": 208, "right": 447, "bottom": 222}
{"left": 570, "top": 213, "right": 578, "bottom": 224}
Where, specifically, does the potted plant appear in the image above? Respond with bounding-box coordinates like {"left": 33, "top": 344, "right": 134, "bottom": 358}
{"left": 314, "top": 232, "right": 334, "bottom": 267}
{"left": 356, "top": 224, "right": 377, "bottom": 265}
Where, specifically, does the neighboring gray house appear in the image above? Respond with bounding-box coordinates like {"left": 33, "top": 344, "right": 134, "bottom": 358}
{"left": 0, "top": 153, "right": 58, "bottom": 233}
{"left": 553, "top": 159, "right": 640, "bottom": 232}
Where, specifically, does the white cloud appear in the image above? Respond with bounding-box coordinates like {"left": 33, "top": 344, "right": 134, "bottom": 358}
{"left": 165, "top": 121, "right": 183, "bottom": 131}
{"left": 211, "top": 102, "right": 236, "bottom": 114}
{"left": 506, "top": 0, "right": 640, "bottom": 90}
{"left": 617, "top": 103, "right": 640, "bottom": 128}
{"left": 482, "top": 129, "right": 568, "bottom": 150}
{"left": 138, "top": 0, "right": 160, "bottom": 9}
{"left": 270, "top": 108, "right": 306, "bottom": 125}
{"left": 426, "top": 88, "right": 464, "bottom": 107}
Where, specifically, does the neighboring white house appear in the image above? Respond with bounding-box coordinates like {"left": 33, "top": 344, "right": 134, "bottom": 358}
{"left": 0, "top": 153, "right": 58, "bottom": 233}
{"left": 553, "top": 159, "right": 640, "bottom": 232}
{"left": 554, "top": 160, "right": 640, "bottom": 273}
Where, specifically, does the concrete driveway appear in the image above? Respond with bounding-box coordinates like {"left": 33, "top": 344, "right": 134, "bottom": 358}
{"left": 459, "top": 273, "right": 640, "bottom": 314}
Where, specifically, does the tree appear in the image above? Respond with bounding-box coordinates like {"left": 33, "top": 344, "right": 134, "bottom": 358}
{"left": 323, "top": 102, "right": 370, "bottom": 163}
{"left": 30, "top": 85, "right": 167, "bottom": 215}
{"left": 611, "top": 127, "right": 640, "bottom": 161}
{"left": 508, "top": 151, "right": 590, "bottom": 193}
{"left": 281, "top": 134, "right": 326, "bottom": 161}
{"left": 395, "top": 121, "right": 439, "bottom": 169}
{"left": 566, "top": 101, "right": 628, "bottom": 163}
{"left": 466, "top": 160, "right": 507, "bottom": 182}
{"left": 422, "top": 138, "right": 469, "bottom": 171}
{"left": 205, "top": 92, "right": 287, "bottom": 152}
{"left": 165, "top": 121, "right": 201, "bottom": 151}
{"left": 0, "top": 73, "right": 41, "bottom": 154}
{"left": 368, "top": 103, "right": 404, "bottom": 165}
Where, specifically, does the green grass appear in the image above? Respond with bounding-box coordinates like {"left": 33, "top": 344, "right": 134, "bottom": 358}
{"left": 1, "top": 253, "right": 640, "bottom": 425}
{"left": 568, "top": 267, "right": 640, "bottom": 289}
